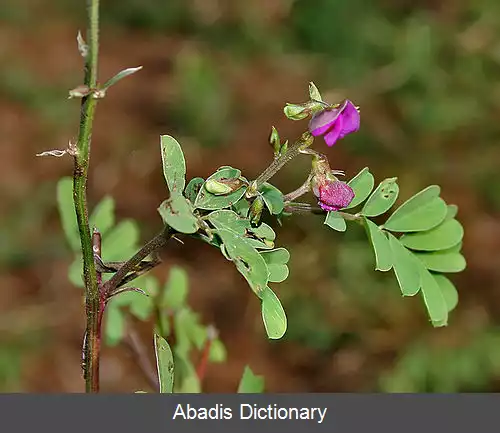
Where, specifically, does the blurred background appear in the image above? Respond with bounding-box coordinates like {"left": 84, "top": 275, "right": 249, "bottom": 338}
{"left": 2, "top": 0, "right": 500, "bottom": 392}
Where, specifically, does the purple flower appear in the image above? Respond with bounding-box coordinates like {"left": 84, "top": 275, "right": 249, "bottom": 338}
{"left": 308, "top": 100, "right": 360, "bottom": 147}
{"left": 312, "top": 178, "right": 355, "bottom": 212}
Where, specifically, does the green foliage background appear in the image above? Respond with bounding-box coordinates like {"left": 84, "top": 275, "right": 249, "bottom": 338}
{"left": 1, "top": 0, "right": 499, "bottom": 392}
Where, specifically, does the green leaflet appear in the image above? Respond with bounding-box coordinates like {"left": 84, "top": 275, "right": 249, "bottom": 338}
{"left": 154, "top": 334, "right": 174, "bottom": 393}
{"left": 207, "top": 209, "right": 275, "bottom": 250}
{"left": 194, "top": 167, "right": 247, "bottom": 210}
{"left": 364, "top": 218, "right": 392, "bottom": 271}
{"left": 324, "top": 212, "right": 347, "bottom": 232}
{"left": 418, "top": 264, "right": 449, "bottom": 326}
{"left": 361, "top": 177, "right": 399, "bottom": 217}
{"left": 89, "top": 196, "right": 115, "bottom": 236}
{"left": 260, "top": 248, "right": 290, "bottom": 283}
{"left": 345, "top": 167, "right": 375, "bottom": 209}
{"left": 57, "top": 177, "right": 80, "bottom": 251}
{"left": 160, "top": 135, "right": 186, "bottom": 193}
{"left": 383, "top": 186, "right": 447, "bottom": 232}
{"left": 414, "top": 250, "right": 467, "bottom": 273}
{"left": 261, "top": 287, "right": 287, "bottom": 339}
{"left": 400, "top": 219, "right": 464, "bottom": 251}
{"left": 259, "top": 183, "right": 284, "bottom": 215}
{"left": 161, "top": 266, "right": 189, "bottom": 310}
{"left": 433, "top": 274, "right": 459, "bottom": 312}
{"left": 184, "top": 177, "right": 204, "bottom": 204}
{"left": 387, "top": 233, "right": 421, "bottom": 296}
{"left": 158, "top": 193, "right": 199, "bottom": 234}
{"left": 215, "top": 228, "right": 269, "bottom": 297}
{"left": 237, "top": 366, "right": 265, "bottom": 393}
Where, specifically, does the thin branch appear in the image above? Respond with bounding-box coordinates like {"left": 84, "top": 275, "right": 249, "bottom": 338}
{"left": 124, "top": 326, "right": 159, "bottom": 392}
{"left": 283, "top": 173, "right": 313, "bottom": 202}
{"left": 103, "top": 228, "right": 172, "bottom": 296}
{"left": 247, "top": 132, "right": 314, "bottom": 196}
{"left": 73, "top": 0, "right": 101, "bottom": 393}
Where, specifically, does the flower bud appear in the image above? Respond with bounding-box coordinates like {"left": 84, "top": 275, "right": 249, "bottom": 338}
{"left": 269, "top": 126, "right": 281, "bottom": 156}
{"left": 249, "top": 196, "right": 265, "bottom": 225}
{"left": 283, "top": 103, "right": 310, "bottom": 120}
{"left": 283, "top": 100, "right": 326, "bottom": 121}
{"left": 310, "top": 156, "right": 354, "bottom": 212}
{"left": 309, "top": 81, "right": 322, "bottom": 102}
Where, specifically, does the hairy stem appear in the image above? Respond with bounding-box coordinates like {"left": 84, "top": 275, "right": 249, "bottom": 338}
{"left": 247, "top": 132, "right": 314, "bottom": 196}
{"left": 73, "top": 0, "right": 100, "bottom": 393}
{"left": 283, "top": 173, "right": 313, "bottom": 202}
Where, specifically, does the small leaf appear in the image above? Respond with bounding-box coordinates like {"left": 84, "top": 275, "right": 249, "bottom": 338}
{"left": 128, "top": 289, "right": 154, "bottom": 320}
{"left": 102, "top": 220, "right": 140, "bottom": 261}
{"left": 89, "top": 196, "right": 115, "bottom": 236}
{"left": 160, "top": 135, "right": 186, "bottom": 193}
{"left": 309, "top": 81, "right": 322, "bottom": 101}
{"left": 361, "top": 178, "right": 399, "bottom": 217}
{"left": 388, "top": 233, "right": 421, "bottom": 296}
{"left": 158, "top": 193, "right": 199, "bottom": 234}
{"left": 445, "top": 204, "right": 458, "bottom": 221}
{"left": 260, "top": 248, "right": 290, "bottom": 283}
{"left": 324, "top": 212, "right": 347, "bottom": 232}
{"left": 418, "top": 265, "right": 448, "bottom": 326}
{"left": 209, "top": 339, "right": 227, "bottom": 363}
{"left": 383, "top": 186, "right": 447, "bottom": 232}
{"left": 261, "top": 287, "right": 287, "bottom": 339}
{"left": 184, "top": 177, "right": 204, "bottom": 204}
{"left": 194, "top": 167, "right": 247, "bottom": 211}
{"left": 237, "top": 366, "right": 265, "bottom": 393}
{"left": 175, "top": 308, "right": 207, "bottom": 350}
{"left": 259, "top": 183, "right": 284, "bottom": 215}
{"left": 162, "top": 266, "right": 189, "bottom": 310}
{"left": 345, "top": 167, "right": 375, "bottom": 209}
{"left": 57, "top": 177, "right": 80, "bottom": 251}
{"left": 176, "top": 374, "right": 201, "bottom": 393}
{"left": 216, "top": 228, "right": 269, "bottom": 297}
{"left": 414, "top": 251, "right": 467, "bottom": 273}
{"left": 154, "top": 334, "right": 174, "bottom": 393}
{"left": 68, "top": 257, "right": 84, "bottom": 287}
{"left": 400, "top": 219, "right": 464, "bottom": 251}
{"left": 364, "top": 219, "right": 392, "bottom": 271}
{"left": 260, "top": 248, "right": 290, "bottom": 265}
{"left": 233, "top": 198, "right": 250, "bottom": 217}
{"left": 208, "top": 209, "right": 274, "bottom": 250}
{"left": 102, "top": 66, "right": 143, "bottom": 90}
{"left": 433, "top": 274, "right": 458, "bottom": 312}
{"left": 104, "top": 305, "right": 125, "bottom": 346}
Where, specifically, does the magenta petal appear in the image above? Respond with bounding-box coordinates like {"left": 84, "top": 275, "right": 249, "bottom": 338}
{"left": 323, "top": 116, "right": 343, "bottom": 146}
{"left": 320, "top": 181, "right": 354, "bottom": 209}
{"left": 309, "top": 108, "right": 341, "bottom": 136}
{"left": 338, "top": 100, "right": 360, "bottom": 139}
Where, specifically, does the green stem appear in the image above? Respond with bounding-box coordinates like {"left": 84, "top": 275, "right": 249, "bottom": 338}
{"left": 73, "top": 0, "right": 100, "bottom": 393}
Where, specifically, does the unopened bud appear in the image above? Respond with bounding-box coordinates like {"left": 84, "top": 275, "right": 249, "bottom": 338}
{"left": 309, "top": 81, "right": 322, "bottom": 102}
{"left": 270, "top": 126, "right": 281, "bottom": 156}
{"left": 283, "top": 103, "right": 309, "bottom": 121}
{"left": 284, "top": 100, "right": 326, "bottom": 121}
{"left": 280, "top": 139, "right": 288, "bottom": 155}
{"left": 249, "top": 196, "right": 265, "bottom": 225}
